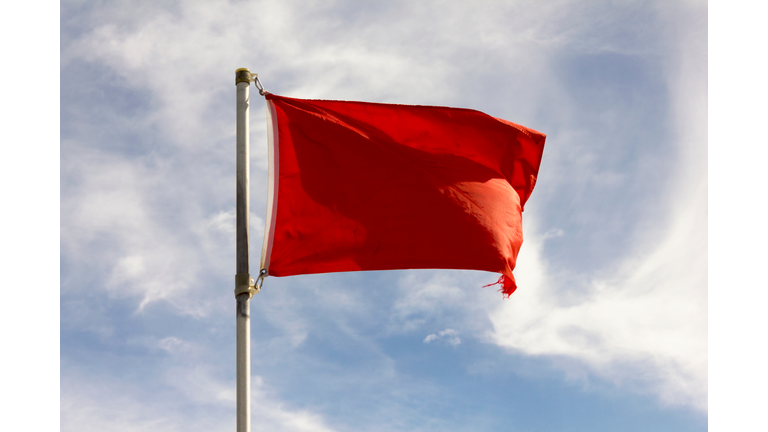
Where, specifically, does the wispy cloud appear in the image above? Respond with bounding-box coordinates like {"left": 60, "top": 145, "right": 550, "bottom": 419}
{"left": 62, "top": 367, "right": 337, "bottom": 432}
{"left": 487, "top": 2, "right": 707, "bottom": 411}
{"left": 424, "top": 329, "right": 462, "bottom": 346}
{"left": 542, "top": 227, "right": 565, "bottom": 240}
{"left": 489, "top": 199, "right": 707, "bottom": 410}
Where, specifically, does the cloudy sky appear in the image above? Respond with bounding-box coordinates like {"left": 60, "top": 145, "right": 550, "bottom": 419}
{"left": 16, "top": 0, "right": 721, "bottom": 430}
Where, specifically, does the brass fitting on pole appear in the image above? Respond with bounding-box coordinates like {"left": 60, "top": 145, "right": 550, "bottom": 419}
{"left": 235, "top": 273, "right": 259, "bottom": 298}
{"left": 235, "top": 68, "right": 253, "bottom": 86}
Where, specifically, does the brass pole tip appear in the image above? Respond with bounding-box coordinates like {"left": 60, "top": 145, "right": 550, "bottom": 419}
{"left": 235, "top": 68, "right": 253, "bottom": 85}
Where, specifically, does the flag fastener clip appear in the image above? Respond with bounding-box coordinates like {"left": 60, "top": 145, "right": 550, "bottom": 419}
{"left": 253, "top": 75, "right": 266, "bottom": 96}
{"left": 234, "top": 273, "right": 260, "bottom": 299}
{"left": 255, "top": 269, "right": 267, "bottom": 290}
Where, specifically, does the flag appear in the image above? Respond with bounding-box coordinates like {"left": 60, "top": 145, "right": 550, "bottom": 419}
{"left": 259, "top": 93, "right": 545, "bottom": 296}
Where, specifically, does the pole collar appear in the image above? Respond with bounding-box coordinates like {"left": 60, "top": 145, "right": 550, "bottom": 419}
{"left": 235, "top": 273, "right": 260, "bottom": 299}
{"left": 235, "top": 68, "right": 253, "bottom": 86}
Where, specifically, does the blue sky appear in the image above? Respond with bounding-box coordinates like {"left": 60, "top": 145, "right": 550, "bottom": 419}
{"left": 55, "top": 1, "right": 712, "bottom": 430}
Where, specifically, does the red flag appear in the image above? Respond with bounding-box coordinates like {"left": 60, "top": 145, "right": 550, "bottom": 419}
{"left": 260, "top": 93, "right": 545, "bottom": 297}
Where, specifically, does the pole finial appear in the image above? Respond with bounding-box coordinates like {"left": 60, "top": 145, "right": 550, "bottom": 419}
{"left": 235, "top": 68, "right": 253, "bottom": 86}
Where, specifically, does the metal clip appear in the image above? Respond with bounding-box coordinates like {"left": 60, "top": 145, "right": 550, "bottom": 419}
{"left": 255, "top": 269, "right": 267, "bottom": 291}
{"left": 254, "top": 75, "right": 266, "bottom": 96}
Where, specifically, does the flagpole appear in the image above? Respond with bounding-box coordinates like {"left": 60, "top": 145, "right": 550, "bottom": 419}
{"left": 235, "top": 68, "right": 257, "bottom": 432}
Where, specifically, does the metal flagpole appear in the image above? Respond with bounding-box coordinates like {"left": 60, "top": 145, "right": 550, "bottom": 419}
{"left": 235, "top": 68, "right": 259, "bottom": 432}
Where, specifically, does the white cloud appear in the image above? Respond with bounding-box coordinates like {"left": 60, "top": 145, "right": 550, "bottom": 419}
{"left": 489, "top": 201, "right": 707, "bottom": 410}
{"left": 250, "top": 375, "right": 338, "bottom": 432}
{"left": 542, "top": 227, "right": 565, "bottom": 240}
{"left": 387, "top": 269, "right": 500, "bottom": 338}
{"left": 59, "top": 144, "right": 262, "bottom": 316}
{"left": 487, "top": 1, "right": 707, "bottom": 411}
{"left": 157, "top": 336, "right": 193, "bottom": 354}
{"left": 61, "top": 387, "right": 180, "bottom": 432}
{"left": 424, "top": 329, "right": 462, "bottom": 346}
{"left": 203, "top": 209, "right": 236, "bottom": 236}
{"left": 62, "top": 364, "right": 337, "bottom": 432}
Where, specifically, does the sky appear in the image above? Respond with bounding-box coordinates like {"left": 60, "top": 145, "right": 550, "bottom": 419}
{"left": 54, "top": 1, "right": 714, "bottom": 431}
{"left": 4, "top": 0, "right": 728, "bottom": 430}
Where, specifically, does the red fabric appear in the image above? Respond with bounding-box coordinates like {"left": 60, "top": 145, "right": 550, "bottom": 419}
{"left": 263, "top": 93, "right": 545, "bottom": 297}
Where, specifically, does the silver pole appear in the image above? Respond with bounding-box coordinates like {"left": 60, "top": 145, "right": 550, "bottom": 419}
{"left": 235, "top": 68, "right": 254, "bottom": 432}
